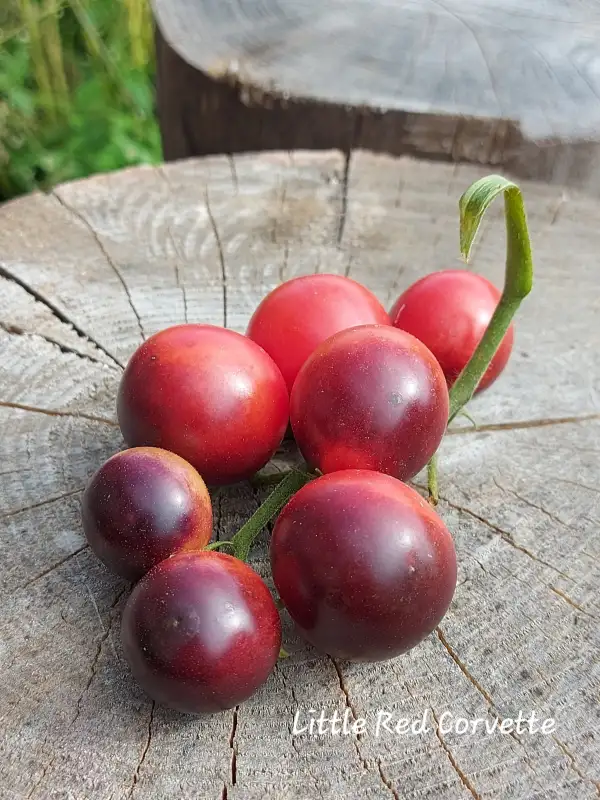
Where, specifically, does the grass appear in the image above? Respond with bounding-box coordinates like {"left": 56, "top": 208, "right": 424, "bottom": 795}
{"left": 0, "top": 0, "right": 161, "bottom": 201}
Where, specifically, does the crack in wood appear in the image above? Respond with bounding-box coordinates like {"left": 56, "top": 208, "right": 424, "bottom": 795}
{"left": 19, "top": 544, "right": 88, "bottom": 591}
{"left": 128, "top": 701, "right": 156, "bottom": 798}
{"left": 377, "top": 760, "right": 400, "bottom": 800}
{"left": 274, "top": 661, "right": 324, "bottom": 795}
{"left": 51, "top": 191, "right": 146, "bottom": 342}
{"left": 166, "top": 227, "right": 189, "bottom": 325}
{"left": 433, "top": 493, "right": 573, "bottom": 582}
{"left": 552, "top": 477, "right": 600, "bottom": 496}
{"left": 153, "top": 168, "right": 190, "bottom": 324}
{"left": 0, "top": 263, "right": 123, "bottom": 369}
{"left": 554, "top": 736, "right": 600, "bottom": 797}
{"left": 436, "top": 628, "right": 494, "bottom": 707}
{"left": 220, "top": 704, "right": 239, "bottom": 800}
{"left": 433, "top": 630, "right": 528, "bottom": 755}
{"left": 440, "top": 487, "right": 597, "bottom": 619}
{"left": 447, "top": 412, "right": 600, "bottom": 437}
{"left": 227, "top": 154, "right": 239, "bottom": 192}
{"left": 0, "top": 321, "right": 119, "bottom": 370}
{"left": 431, "top": 707, "right": 481, "bottom": 800}
{"left": 0, "top": 400, "right": 118, "bottom": 427}
{"left": 1, "top": 486, "right": 84, "bottom": 522}
{"left": 549, "top": 586, "right": 597, "bottom": 620}
{"left": 229, "top": 706, "right": 238, "bottom": 786}
{"left": 328, "top": 655, "right": 369, "bottom": 772}
{"left": 336, "top": 150, "right": 352, "bottom": 247}
{"left": 26, "top": 751, "right": 55, "bottom": 799}
{"left": 336, "top": 114, "right": 363, "bottom": 247}
{"left": 493, "top": 477, "right": 572, "bottom": 528}
{"left": 71, "top": 586, "right": 127, "bottom": 727}
{"left": 204, "top": 188, "right": 228, "bottom": 328}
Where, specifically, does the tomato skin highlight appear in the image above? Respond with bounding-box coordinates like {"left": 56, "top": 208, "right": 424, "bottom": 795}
{"left": 117, "top": 324, "right": 289, "bottom": 485}
{"left": 82, "top": 447, "right": 212, "bottom": 580}
{"left": 121, "top": 552, "right": 282, "bottom": 713}
{"left": 246, "top": 273, "right": 390, "bottom": 392}
{"left": 390, "top": 270, "right": 514, "bottom": 392}
{"left": 271, "top": 470, "right": 456, "bottom": 661}
{"left": 290, "top": 325, "right": 449, "bottom": 481}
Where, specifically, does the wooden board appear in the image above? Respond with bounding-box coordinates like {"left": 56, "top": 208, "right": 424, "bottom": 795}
{"left": 0, "top": 152, "right": 599, "bottom": 799}
{"left": 153, "top": 0, "right": 600, "bottom": 194}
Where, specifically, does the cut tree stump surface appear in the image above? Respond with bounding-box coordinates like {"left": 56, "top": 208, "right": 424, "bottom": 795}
{"left": 0, "top": 152, "right": 599, "bottom": 799}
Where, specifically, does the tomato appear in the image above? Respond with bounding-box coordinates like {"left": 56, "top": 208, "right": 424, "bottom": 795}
{"left": 290, "top": 325, "right": 448, "bottom": 481}
{"left": 121, "top": 552, "right": 281, "bottom": 713}
{"left": 390, "top": 270, "right": 514, "bottom": 392}
{"left": 117, "top": 325, "right": 289, "bottom": 485}
{"left": 82, "top": 447, "right": 212, "bottom": 580}
{"left": 246, "top": 274, "right": 390, "bottom": 392}
{"left": 271, "top": 470, "right": 456, "bottom": 661}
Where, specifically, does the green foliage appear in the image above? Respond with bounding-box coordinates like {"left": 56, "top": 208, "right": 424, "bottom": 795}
{"left": 0, "top": 0, "right": 161, "bottom": 201}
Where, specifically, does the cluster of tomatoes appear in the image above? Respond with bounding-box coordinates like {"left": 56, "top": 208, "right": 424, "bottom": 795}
{"left": 81, "top": 270, "right": 513, "bottom": 714}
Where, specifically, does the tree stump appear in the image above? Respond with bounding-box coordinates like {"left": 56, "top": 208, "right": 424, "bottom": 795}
{"left": 153, "top": 0, "right": 600, "bottom": 195}
{"left": 1, "top": 151, "right": 599, "bottom": 799}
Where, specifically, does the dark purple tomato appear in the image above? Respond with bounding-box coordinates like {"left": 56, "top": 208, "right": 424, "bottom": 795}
{"left": 271, "top": 470, "right": 456, "bottom": 661}
{"left": 390, "top": 270, "right": 514, "bottom": 392}
{"left": 290, "top": 325, "right": 449, "bottom": 482}
{"left": 117, "top": 324, "right": 289, "bottom": 485}
{"left": 121, "top": 552, "right": 282, "bottom": 713}
{"left": 82, "top": 447, "right": 212, "bottom": 580}
{"left": 247, "top": 274, "right": 390, "bottom": 392}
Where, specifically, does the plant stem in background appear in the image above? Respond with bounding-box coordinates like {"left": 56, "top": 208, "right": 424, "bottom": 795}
{"left": 41, "top": 0, "right": 70, "bottom": 117}
{"left": 427, "top": 175, "right": 534, "bottom": 499}
{"left": 123, "top": 0, "right": 152, "bottom": 69}
{"left": 19, "top": 0, "right": 56, "bottom": 120}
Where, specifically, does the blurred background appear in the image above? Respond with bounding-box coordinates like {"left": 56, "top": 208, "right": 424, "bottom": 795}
{"left": 0, "top": 0, "right": 160, "bottom": 201}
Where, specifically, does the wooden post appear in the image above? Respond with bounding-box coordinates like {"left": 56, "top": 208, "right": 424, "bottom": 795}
{"left": 154, "top": 0, "right": 600, "bottom": 194}
{"left": 1, "top": 152, "right": 599, "bottom": 797}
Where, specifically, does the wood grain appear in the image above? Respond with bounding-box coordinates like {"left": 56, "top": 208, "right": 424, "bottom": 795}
{"left": 0, "top": 152, "right": 599, "bottom": 799}
{"left": 154, "top": 0, "right": 600, "bottom": 193}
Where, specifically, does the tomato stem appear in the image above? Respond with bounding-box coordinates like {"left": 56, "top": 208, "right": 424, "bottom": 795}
{"left": 448, "top": 176, "right": 533, "bottom": 421}
{"left": 231, "top": 469, "right": 314, "bottom": 562}
{"left": 427, "top": 453, "right": 439, "bottom": 505}
{"left": 428, "top": 175, "right": 533, "bottom": 501}
{"left": 204, "top": 540, "right": 234, "bottom": 552}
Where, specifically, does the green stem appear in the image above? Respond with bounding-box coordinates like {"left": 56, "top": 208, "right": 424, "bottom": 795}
{"left": 427, "top": 453, "right": 439, "bottom": 505}
{"left": 231, "top": 470, "right": 314, "bottom": 562}
{"left": 204, "top": 540, "right": 234, "bottom": 552}
{"left": 448, "top": 176, "right": 533, "bottom": 422}
{"left": 427, "top": 175, "right": 533, "bottom": 499}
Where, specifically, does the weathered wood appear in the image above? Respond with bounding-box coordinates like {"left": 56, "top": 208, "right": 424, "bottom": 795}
{"left": 154, "top": 0, "right": 600, "bottom": 194}
{"left": 0, "top": 152, "right": 599, "bottom": 799}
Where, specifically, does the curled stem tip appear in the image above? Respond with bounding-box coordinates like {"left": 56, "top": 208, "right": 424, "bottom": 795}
{"left": 449, "top": 175, "right": 533, "bottom": 422}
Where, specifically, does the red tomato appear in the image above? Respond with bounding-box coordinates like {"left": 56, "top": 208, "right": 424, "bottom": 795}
{"left": 117, "top": 325, "right": 289, "bottom": 485}
{"left": 290, "top": 325, "right": 449, "bottom": 481}
{"left": 271, "top": 470, "right": 457, "bottom": 661}
{"left": 390, "top": 270, "right": 514, "bottom": 392}
{"left": 82, "top": 447, "right": 212, "bottom": 580}
{"left": 122, "top": 552, "right": 281, "bottom": 713}
{"left": 246, "top": 274, "right": 390, "bottom": 392}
